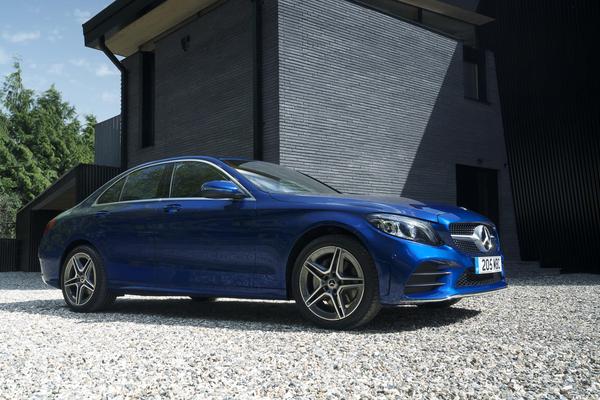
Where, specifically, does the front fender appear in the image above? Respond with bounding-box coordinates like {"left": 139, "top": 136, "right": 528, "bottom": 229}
{"left": 282, "top": 211, "right": 392, "bottom": 298}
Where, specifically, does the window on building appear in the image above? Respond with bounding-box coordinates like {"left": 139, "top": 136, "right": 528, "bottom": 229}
{"left": 463, "top": 46, "right": 487, "bottom": 102}
{"left": 140, "top": 51, "right": 155, "bottom": 148}
{"left": 120, "top": 164, "right": 170, "bottom": 202}
{"left": 170, "top": 162, "right": 230, "bottom": 198}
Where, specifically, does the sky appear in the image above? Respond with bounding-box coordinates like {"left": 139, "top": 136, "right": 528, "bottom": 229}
{"left": 0, "top": 0, "right": 120, "bottom": 122}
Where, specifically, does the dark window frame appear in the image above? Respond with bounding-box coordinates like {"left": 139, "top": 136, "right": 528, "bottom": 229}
{"left": 140, "top": 51, "right": 156, "bottom": 148}
{"left": 463, "top": 45, "right": 488, "bottom": 103}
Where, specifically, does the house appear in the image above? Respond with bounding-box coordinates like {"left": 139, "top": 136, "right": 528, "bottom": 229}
{"left": 12, "top": 0, "right": 524, "bottom": 272}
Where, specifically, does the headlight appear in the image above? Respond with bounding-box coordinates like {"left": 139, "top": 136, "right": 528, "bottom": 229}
{"left": 368, "top": 213, "right": 441, "bottom": 245}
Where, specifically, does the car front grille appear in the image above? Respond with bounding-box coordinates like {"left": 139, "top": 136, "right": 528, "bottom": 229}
{"left": 450, "top": 223, "right": 480, "bottom": 236}
{"left": 449, "top": 223, "right": 499, "bottom": 257}
{"left": 404, "top": 262, "right": 450, "bottom": 295}
{"left": 456, "top": 269, "right": 503, "bottom": 287}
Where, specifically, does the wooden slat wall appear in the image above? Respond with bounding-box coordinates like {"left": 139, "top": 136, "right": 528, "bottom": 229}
{"left": 479, "top": 0, "right": 600, "bottom": 273}
{"left": 0, "top": 239, "right": 20, "bottom": 272}
{"left": 15, "top": 164, "right": 121, "bottom": 273}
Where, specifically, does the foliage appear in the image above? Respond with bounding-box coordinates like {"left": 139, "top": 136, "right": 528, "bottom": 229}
{"left": 0, "top": 62, "right": 95, "bottom": 238}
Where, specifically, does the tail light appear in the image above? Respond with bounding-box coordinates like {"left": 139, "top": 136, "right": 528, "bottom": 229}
{"left": 43, "top": 218, "right": 57, "bottom": 236}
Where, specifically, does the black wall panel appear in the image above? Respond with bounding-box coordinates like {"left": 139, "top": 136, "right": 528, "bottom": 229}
{"left": 479, "top": 0, "right": 600, "bottom": 273}
{"left": 16, "top": 164, "right": 121, "bottom": 273}
{"left": 0, "top": 239, "right": 19, "bottom": 272}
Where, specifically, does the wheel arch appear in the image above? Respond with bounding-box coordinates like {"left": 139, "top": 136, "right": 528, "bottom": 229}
{"left": 59, "top": 239, "right": 100, "bottom": 283}
{"left": 284, "top": 223, "right": 371, "bottom": 299}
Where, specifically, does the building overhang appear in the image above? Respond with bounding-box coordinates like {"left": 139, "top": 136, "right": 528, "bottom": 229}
{"left": 84, "top": 0, "right": 221, "bottom": 57}
{"left": 85, "top": 0, "right": 493, "bottom": 57}
{"left": 400, "top": 0, "right": 494, "bottom": 26}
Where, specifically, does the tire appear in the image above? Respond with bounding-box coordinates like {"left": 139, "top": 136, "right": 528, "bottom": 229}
{"left": 189, "top": 297, "right": 216, "bottom": 302}
{"left": 417, "top": 299, "right": 461, "bottom": 309}
{"left": 61, "top": 245, "right": 115, "bottom": 312}
{"left": 291, "top": 234, "right": 381, "bottom": 329}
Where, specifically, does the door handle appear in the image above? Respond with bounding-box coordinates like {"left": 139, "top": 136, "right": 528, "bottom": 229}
{"left": 163, "top": 204, "right": 182, "bottom": 214}
{"left": 95, "top": 210, "right": 110, "bottom": 218}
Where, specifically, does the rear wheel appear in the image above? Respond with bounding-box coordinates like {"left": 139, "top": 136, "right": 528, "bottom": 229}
{"left": 61, "top": 246, "right": 115, "bottom": 312}
{"left": 292, "top": 235, "right": 380, "bottom": 329}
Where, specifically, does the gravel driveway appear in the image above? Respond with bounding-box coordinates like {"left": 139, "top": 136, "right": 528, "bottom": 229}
{"left": 1, "top": 267, "right": 599, "bottom": 399}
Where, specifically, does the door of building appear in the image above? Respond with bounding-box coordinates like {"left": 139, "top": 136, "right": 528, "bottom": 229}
{"left": 456, "top": 164, "right": 500, "bottom": 227}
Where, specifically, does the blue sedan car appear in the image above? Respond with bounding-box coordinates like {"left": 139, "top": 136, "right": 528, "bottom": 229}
{"left": 39, "top": 156, "right": 506, "bottom": 329}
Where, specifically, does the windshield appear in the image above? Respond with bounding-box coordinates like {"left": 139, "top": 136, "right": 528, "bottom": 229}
{"left": 225, "top": 160, "right": 339, "bottom": 195}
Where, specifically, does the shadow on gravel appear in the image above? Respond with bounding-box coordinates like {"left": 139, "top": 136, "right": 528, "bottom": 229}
{"left": 0, "top": 273, "right": 53, "bottom": 291}
{"left": 504, "top": 275, "right": 600, "bottom": 287}
{"left": 0, "top": 297, "right": 480, "bottom": 333}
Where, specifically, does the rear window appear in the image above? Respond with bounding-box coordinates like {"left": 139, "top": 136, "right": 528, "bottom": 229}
{"left": 120, "top": 164, "right": 170, "bottom": 202}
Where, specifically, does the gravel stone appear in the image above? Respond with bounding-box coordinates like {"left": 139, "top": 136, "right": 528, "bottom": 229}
{"left": 0, "top": 268, "right": 599, "bottom": 399}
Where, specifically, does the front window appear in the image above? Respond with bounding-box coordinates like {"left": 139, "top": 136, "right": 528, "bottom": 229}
{"left": 225, "top": 160, "right": 339, "bottom": 195}
{"left": 170, "top": 161, "right": 230, "bottom": 198}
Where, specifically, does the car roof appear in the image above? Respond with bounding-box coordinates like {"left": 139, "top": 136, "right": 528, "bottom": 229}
{"left": 130, "top": 156, "right": 253, "bottom": 170}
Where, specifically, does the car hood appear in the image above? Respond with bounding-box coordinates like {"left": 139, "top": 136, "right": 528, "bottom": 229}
{"left": 269, "top": 193, "right": 489, "bottom": 225}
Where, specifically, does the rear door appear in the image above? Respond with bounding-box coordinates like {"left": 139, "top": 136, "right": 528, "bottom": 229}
{"left": 153, "top": 161, "right": 258, "bottom": 290}
{"left": 93, "top": 163, "right": 172, "bottom": 286}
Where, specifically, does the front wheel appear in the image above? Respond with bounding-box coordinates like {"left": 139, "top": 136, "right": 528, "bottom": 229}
{"left": 292, "top": 235, "right": 381, "bottom": 329}
{"left": 61, "top": 245, "right": 115, "bottom": 312}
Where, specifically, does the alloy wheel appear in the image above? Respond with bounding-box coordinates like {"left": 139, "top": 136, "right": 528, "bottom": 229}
{"left": 299, "top": 246, "right": 365, "bottom": 321}
{"left": 63, "top": 252, "right": 96, "bottom": 306}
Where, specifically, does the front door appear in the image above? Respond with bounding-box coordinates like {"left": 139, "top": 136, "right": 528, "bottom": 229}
{"left": 153, "top": 161, "right": 257, "bottom": 290}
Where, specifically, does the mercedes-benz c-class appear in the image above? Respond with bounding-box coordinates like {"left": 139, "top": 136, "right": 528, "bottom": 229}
{"left": 39, "top": 157, "right": 506, "bottom": 329}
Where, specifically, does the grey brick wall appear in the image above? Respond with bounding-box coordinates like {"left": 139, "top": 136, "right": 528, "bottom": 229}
{"left": 124, "top": 0, "right": 255, "bottom": 167}
{"left": 276, "top": 0, "right": 520, "bottom": 259}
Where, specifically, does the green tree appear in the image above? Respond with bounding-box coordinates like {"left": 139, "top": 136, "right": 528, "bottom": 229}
{"left": 0, "top": 61, "right": 95, "bottom": 237}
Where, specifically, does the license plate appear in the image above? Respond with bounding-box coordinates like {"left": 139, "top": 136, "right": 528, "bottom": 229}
{"left": 474, "top": 256, "right": 503, "bottom": 274}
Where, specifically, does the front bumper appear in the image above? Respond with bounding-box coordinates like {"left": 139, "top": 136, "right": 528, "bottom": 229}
{"left": 397, "top": 285, "right": 507, "bottom": 304}
{"left": 367, "top": 230, "right": 507, "bottom": 305}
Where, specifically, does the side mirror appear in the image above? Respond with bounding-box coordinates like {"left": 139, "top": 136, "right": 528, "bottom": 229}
{"left": 201, "top": 180, "right": 246, "bottom": 200}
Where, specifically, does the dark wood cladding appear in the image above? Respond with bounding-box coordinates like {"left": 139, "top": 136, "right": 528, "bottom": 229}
{"left": 76, "top": 164, "right": 123, "bottom": 202}
{"left": 0, "top": 239, "right": 19, "bottom": 272}
{"left": 16, "top": 164, "right": 121, "bottom": 272}
{"left": 479, "top": 0, "right": 600, "bottom": 273}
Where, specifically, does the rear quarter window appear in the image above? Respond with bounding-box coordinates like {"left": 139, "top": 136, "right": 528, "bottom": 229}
{"left": 97, "top": 178, "right": 125, "bottom": 205}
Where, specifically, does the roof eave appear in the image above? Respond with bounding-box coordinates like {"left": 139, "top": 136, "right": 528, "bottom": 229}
{"left": 83, "top": 0, "right": 166, "bottom": 50}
